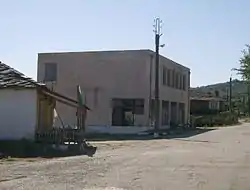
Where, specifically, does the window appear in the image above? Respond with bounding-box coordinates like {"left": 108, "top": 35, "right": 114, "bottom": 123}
{"left": 178, "top": 74, "right": 182, "bottom": 89}
{"left": 175, "top": 73, "right": 179, "bottom": 89}
{"left": 44, "top": 63, "right": 57, "bottom": 82}
{"left": 111, "top": 98, "right": 144, "bottom": 126}
{"left": 134, "top": 99, "right": 144, "bottom": 114}
{"left": 183, "top": 75, "right": 186, "bottom": 90}
{"left": 172, "top": 70, "right": 175, "bottom": 87}
{"left": 162, "top": 66, "right": 167, "bottom": 85}
{"left": 161, "top": 100, "right": 169, "bottom": 125}
{"left": 209, "top": 101, "right": 219, "bottom": 110}
{"left": 167, "top": 69, "right": 171, "bottom": 86}
{"left": 180, "top": 74, "right": 183, "bottom": 90}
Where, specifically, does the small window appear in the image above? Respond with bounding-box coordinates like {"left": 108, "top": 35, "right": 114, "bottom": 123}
{"left": 44, "top": 63, "right": 57, "bottom": 82}
{"left": 162, "top": 66, "right": 167, "bottom": 85}
{"left": 183, "top": 75, "right": 186, "bottom": 90}
{"left": 175, "top": 73, "right": 179, "bottom": 89}
{"left": 178, "top": 74, "right": 182, "bottom": 89}
{"left": 172, "top": 70, "right": 175, "bottom": 87}
{"left": 167, "top": 69, "right": 171, "bottom": 86}
{"left": 180, "top": 74, "right": 183, "bottom": 90}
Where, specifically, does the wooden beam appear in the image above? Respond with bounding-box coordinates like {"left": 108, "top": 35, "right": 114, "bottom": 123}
{"left": 42, "top": 91, "right": 88, "bottom": 111}
{"left": 12, "top": 74, "right": 90, "bottom": 110}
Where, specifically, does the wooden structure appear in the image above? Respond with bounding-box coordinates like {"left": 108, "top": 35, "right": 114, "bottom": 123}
{"left": 35, "top": 85, "right": 90, "bottom": 144}
{"left": 35, "top": 85, "right": 90, "bottom": 143}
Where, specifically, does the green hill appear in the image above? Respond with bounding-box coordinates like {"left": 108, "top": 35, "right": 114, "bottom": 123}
{"left": 190, "top": 79, "right": 247, "bottom": 99}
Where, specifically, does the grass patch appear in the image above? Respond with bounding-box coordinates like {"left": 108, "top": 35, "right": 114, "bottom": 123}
{"left": 243, "top": 117, "right": 250, "bottom": 123}
{"left": 191, "top": 111, "right": 239, "bottom": 127}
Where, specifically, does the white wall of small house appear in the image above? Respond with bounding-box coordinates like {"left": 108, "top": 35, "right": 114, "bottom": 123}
{"left": 0, "top": 88, "right": 37, "bottom": 140}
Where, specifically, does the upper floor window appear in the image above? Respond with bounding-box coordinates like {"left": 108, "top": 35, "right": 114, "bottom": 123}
{"left": 44, "top": 63, "right": 57, "bottom": 82}
{"left": 180, "top": 74, "right": 183, "bottom": 90}
{"left": 183, "top": 74, "right": 186, "bottom": 90}
{"left": 172, "top": 70, "right": 175, "bottom": 88}
{"left": 175, "top": 72, "right": 179, "bottom": 89}
{"left": 162, "top": 66, "right": 167, "bottom": 85}
{"left": 167, "top": 69, "right": 171, "bottom": 86}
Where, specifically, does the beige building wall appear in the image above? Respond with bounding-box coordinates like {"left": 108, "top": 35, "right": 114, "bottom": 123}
{"left": 37, "top": 49, "right": 190, "bottom": 127}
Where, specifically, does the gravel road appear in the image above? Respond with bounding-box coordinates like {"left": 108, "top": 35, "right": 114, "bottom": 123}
{"left": 1, "top": 124, "right": 250, "bottom": 190}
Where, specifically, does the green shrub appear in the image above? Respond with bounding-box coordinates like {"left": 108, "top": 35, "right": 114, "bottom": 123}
{"left": 191, "top": 111, "right": 238, "bottom": 127}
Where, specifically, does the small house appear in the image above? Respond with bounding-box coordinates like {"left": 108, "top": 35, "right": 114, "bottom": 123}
{"left": 0, "top": 62, "right": 89, "bottom": 140}
{"left": 190, "top": 97, "right": 226, "bottom": 115}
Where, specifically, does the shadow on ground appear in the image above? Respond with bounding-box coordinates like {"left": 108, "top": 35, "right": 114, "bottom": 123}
{"left": 0, "top": 140, "right": 97, "bottom": 159}
{"left": 0, "top": 128, "right": 214, "bottom": 159}
{"left": 86, "top": 128, "right": 215, "bottom": 142}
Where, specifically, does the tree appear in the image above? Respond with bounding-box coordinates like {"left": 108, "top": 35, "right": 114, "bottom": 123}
{"left": 233, "top": 44, "right": 250, "bottom": 115}
{"left": 234, "top": 44, "right": 250, "bottom": 81}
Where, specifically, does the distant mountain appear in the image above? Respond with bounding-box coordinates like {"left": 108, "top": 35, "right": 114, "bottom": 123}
{"left": 190, "top": 79, "right": 247, "bottom": 99}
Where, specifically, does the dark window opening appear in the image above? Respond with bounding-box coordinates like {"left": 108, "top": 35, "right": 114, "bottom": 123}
{"left": 175, "top": 73, "right": 179, "bottom": 89}
{"left": 161, "top": 100, "right": 170, "bottom": 125}
{"left": 111, "top": 98, "right": 144, "bottom": 126}
{"left": 183, "top": 75, "right": 186, "bottom": 90}
{"left": 172, "top": 70, "right": 175, "bottom": 87}
{"left": 167, "top": 69, "right": 171, "bottom": 86}
{"left": 162, "top": 67, "right": 167, "bottom": 85}
{"left": 44, "top": 63, "right": 57, "bottom": 82}
{"left": 180, "top": 75, "right": 183, "bottom": 90}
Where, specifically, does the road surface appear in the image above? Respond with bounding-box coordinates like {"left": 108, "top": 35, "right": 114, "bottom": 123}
{"left": 1, "top": 124, "right": 250, "bottom": 190}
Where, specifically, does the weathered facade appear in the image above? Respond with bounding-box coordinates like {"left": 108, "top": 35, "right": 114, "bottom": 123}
{"left": 37, "top": 49, "right": 190, "bottom": 128}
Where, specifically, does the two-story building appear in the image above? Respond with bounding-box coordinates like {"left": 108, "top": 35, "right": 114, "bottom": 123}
{"left": 37, "top": 49, "right": 190, "bottom": 129}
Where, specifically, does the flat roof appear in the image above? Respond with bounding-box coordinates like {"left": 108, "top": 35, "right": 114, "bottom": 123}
{"left": 38, "top": 49, "right": 190, "bottom": 71}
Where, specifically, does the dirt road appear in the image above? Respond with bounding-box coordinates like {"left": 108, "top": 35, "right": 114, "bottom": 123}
{"left": 1, "top": 124, "right": 250, "bottom": 190}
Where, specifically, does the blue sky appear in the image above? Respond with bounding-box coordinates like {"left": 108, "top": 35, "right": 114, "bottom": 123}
{"left": 1, "top": 0, "right": 249, "bottom": 87}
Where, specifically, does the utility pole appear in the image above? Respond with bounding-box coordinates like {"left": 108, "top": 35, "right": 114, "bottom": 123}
{"left": 226, "top": 88, "right": 229, "bottom": 104}
{"left": 248, "top": 83, "right": 250, "bottom": 116}
{"left": 229, "top": 76, "right": 232, "bottom": 112}
{"left": 153, "top": 18, "right": 163, "bottom": 137}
